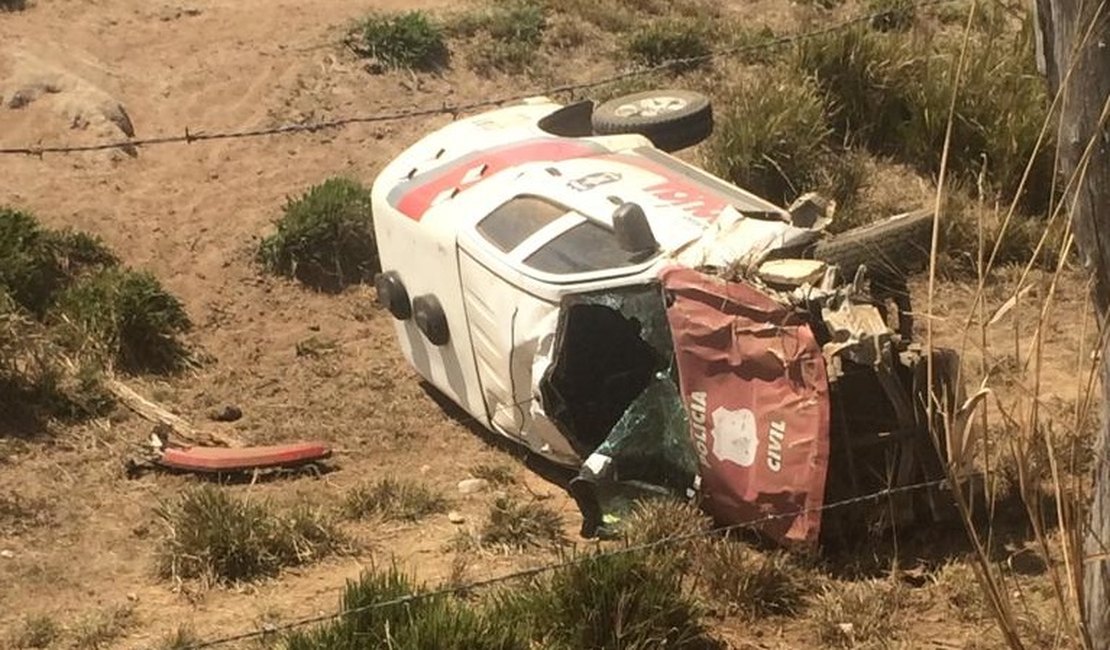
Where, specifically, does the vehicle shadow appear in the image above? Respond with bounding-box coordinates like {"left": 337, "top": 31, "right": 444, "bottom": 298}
{"left": 419, "top": 381, "right": 577, "bottom": 491}
{"left": 818, "top": 486, "right": 1061, "bottom": 579}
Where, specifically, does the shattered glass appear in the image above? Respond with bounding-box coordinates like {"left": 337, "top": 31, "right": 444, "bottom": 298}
{"left": 558, "top": 283, "right": 701, "bottom": 538}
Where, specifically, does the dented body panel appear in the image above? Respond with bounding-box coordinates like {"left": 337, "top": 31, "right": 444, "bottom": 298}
{"left": 663, "top": 267, "right": 830, "bottom": 546}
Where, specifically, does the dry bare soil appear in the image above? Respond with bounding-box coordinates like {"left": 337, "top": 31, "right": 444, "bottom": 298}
{"left": 0, "top": 1, "right": 1095, "bottom": 648}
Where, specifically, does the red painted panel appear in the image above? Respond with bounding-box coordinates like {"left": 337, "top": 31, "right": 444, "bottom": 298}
{"left": 662, "top": 266, "right": 830, "bottom": 547}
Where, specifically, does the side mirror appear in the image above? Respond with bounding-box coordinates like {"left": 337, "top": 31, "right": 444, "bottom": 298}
{"left": 612, "top": 202, "right": 658, "bottom": 259}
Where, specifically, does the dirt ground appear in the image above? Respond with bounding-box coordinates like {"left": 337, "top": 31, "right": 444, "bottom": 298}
{"left": 0, "top": 1, "right": 1095, "bottom": 648}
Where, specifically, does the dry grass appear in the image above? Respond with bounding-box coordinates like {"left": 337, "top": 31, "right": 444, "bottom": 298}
{"left": 811, "top": 579, "right": 905, "bottom": 647}
{"left": 479, "top": 496, "right": 566, "bottom": 550}
{"left": 342, "top": 477, "right": 448, "bottom": 522}
{"left": 156, "top": 486, "right": 344, "bottom": 585}
{"left": 11, "top": 615, "right": 60, "bottom": 649}
{"left": 468, "top": 462, "right": 517, "bottom": 486}
{"left": 699, "top": 540, "right": 813, "bottom": 618}
{"left": 157, "top": 624, "right": 201, "bottom": 650}
{"left": 621, "top": 499, "right": 711, "bottom": 544}
{"left": 72, "top": 604, "right": 136, "bottom": 650}
{"left": 931, "top": 561, "right": 988, "bottom": 622}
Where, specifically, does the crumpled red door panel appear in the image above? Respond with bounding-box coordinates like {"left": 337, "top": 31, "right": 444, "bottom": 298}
{"left": 661, "top": 266, "right": 830, "bottom": 547}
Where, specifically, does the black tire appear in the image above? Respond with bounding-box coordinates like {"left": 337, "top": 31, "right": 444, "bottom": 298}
{"left": 412, "top": 295, "right": 449, "bottom": 346}
{"left": 591, "top": 90, "right": 712, "bottom": 153}
{"left": 813, "top": 208, "right": 934, "bottom": 281}
{"left": 375, "top": 271, "right": 411, "bottom": 320}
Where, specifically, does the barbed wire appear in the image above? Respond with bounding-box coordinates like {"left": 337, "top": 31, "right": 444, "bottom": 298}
{"left": 177, "top": 475, "right": 955, "bottom": 649}
{"left": 0, "top": 0, "right": 956, "bottom": 157}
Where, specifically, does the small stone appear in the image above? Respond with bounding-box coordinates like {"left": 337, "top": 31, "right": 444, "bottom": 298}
{"left": 837, "top": 623, "right": 854, "bottom": 637}
{"left": 447, "top": 511, "right": 465, "bottom": 524}
{"left": 0, "top": 550, "right": 14, "bottom": 559}
{"left": 126, "top": 592, "right": 138, "bottom": 602}
{"left": 457, "top": 478, "right": 489, "bottom": 494}
{"left": 209, "top": 405, "right": 242, "bottom": 422}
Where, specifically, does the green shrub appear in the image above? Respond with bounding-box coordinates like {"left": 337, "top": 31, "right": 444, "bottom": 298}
{"left": 868, "top": 0, "right": 916, "bottom": 31}
{"left": 480, "top": 496, "right": 566, "bottom": 550}
{"left": 258, "top": 177, "right": 378, "bottom": 292}
{"left": 795, "top": 25, "right": 1055, "bottom": 212}
{"left": 350, "top": 11, "right": 448, "bottom": 70}
{"left": 53, "top": 268, "right": 191, "bottom": 373}
{"left": 285, "top": 566, "right": 524, "bottom": 650}
{"left": 342, "top": 478, "right": 448, "bottom": 522}
{"left": 156, "top": 486, "right": 343, "bottom": 584}
{"left": 794, "top": 28, "right": 918, "bottom": 154}
{"left": 0, "top": 207, "right": 117, "bottom": 316}
{"left": 453, "top": 0, "right": 548, "bottom": 75}
{"left": 492, "top": 552, "right": 712, "bottom": 649}
{"left": 901, "top": 28, "right": 1054, "bottom": 212}
{"left": 705, "top": 69, "right": 832, "bottom": 205}
{"left": 625, "top": 19, "right": 713, "bottom": 71}
{"left": 698, "top": 540, "right": 811, "bottom": 618}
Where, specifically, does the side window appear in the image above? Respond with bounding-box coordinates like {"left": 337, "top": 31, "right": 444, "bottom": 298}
{"left": 523, "top": 221, "right": 644, "bottom": 274}
{"left": 476, "top": 196, "right": 566, "bottom": 253}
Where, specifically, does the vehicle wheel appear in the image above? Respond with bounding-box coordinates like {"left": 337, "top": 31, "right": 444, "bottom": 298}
{"left": 375, "top": 271, "right": 411, "bottom": 320}
{"left": 412, "top": 295, "right": 449, "bottom": 346}
{"left": 591, "top": 90, "right": 712, "bottom": 152}
{"left": 812, "top": 208, "right": 934, "bottom": 281}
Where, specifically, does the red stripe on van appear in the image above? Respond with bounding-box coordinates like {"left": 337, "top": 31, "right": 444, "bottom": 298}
{"left": 395, "top": 139, "right": 603, "bottom": 220}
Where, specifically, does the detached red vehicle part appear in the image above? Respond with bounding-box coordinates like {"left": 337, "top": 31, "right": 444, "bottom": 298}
{"left": 156, "top": 442, "right": 332, "bottom": 473}
{"left": 663, "top": 267, "right": 830, "bottom": 546}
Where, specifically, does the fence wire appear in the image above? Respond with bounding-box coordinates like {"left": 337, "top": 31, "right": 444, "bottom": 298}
{"left": 0, "top": 0, "right": 955, "bottom": 157}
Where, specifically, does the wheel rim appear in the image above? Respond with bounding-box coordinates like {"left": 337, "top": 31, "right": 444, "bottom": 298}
{"left": 613, "top": 96, "right": 688, "bottom": 118}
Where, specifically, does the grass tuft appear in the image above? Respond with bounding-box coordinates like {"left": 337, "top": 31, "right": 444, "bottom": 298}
{"left": 73, "top": 604, "right": 136, "bottom": 650}
{"left": 342, "top": 478, "right": 449, "bottom": 522}
{"left": 867, "top": 0, "right": 916, "bottom": 31}
{"left": 0, "top": 0, "right": 27, "bottom": 11}
{"left": 705, "top": 68, "right": 832, "bottom": 205}
{"left": 620, "top": 498, "right": 710, "bottom": 546}
{"left": 13, "top": 615, "right": 60, "bottom": 649}
{"left": 468, "top": 462, "right": 517, "bottom": 486}
{"left": 156, "top": 486, "right": 343, "bottom": 584}
{"left": 480, "top": 496, "right": 566, "bottom": 550}
{"left": 812, "top": 579, "right": 905, "bottom": 647}
{"left": 451, "top": 0, "right": 548, "bottom": 75}
{"left": 931, "top": 561, "right": 988, "bottom": 622}
{"left": 349, "top": 11, "right": 448, "bottom": 70}
{"left": 625, "top": 18, "right": 713, "bottom": 71}
{"left": 258, "top": 177, "right": 378, "bottom": 292}
{"left": 285, "top": 566, "right": 522, "bottom": 650}
{"left": 158, "top": 624, "right": 201, "bottom": 650}
{"left": 699, "top": 540, "right": 812, "bottom": 618}
{"left": 493, "top": 551, "right": 712, "bottom": 649}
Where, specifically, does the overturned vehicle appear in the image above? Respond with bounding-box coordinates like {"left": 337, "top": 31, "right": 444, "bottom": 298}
{"left": 370, "top": 90, "right": 977, "bottom": 547}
